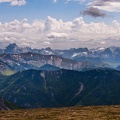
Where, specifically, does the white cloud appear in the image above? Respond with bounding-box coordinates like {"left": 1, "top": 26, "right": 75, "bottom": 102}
{"left": 47, "top": 32, "right": 68, "bottom": 39}
{"left": 44, "top": 16, "right": 72, "bottom": 32}
{"left": 43, "top": 41, "right": 51, "bottom": 45}
{"left": 0, "top": 16, "right": 120, "bottom": 49}
{"left": 101, "top": 41, "right": 106, "bottom": 44}
{"left": 53, "top": 0, "right": 86, "bottom": 3}
{"left": 112, "top": 20, "right": 120, "bottom": 27}
{"left": 0, "top": 0, "right": 26, "bottom": 6}
{"left": 66, "top": 0, "right": 78, "bottom": 1}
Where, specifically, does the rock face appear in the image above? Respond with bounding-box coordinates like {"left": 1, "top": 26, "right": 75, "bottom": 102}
{"left": 0, "top": 52, "right": 84, "bottom": 71}
{"left": 0, "top": 69, "right": 120, "bottom": 108}
{"left": 4, "top": 43, "right": 19, "bottom": 54}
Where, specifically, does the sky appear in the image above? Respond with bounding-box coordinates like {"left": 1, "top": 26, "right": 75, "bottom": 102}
{"left": 0, "top": 0, "right": 120, "bottom": 49}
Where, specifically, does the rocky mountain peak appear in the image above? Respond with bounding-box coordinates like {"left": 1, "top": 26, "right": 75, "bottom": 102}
{"left": 4, "top": 43, "right": 19, "bottom": 53}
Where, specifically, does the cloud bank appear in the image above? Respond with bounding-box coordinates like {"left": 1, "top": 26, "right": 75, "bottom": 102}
{"left": 88, "top": 0, "right": 120, "bottom": 12}
{"left": 0, "top": 16, "right": 120, "bottom": 49}
{"left": 80, "top": 0, "right": 120, "bottom": 17}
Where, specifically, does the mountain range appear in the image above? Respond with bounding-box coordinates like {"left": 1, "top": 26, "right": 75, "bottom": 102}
{"left": 0, "top": 43, "right": 120, "bottom": 73}
{"left": 2, "top": 44, "right": 120, "bottom": 65}
{"left": 0, "top": 52, "right": 84, "bottom": 71}
{"left": 0, "top": 43, "right": 120, "bottom": 109}
{"left": 0, "top": 69, "right": 120, "bottom": 108}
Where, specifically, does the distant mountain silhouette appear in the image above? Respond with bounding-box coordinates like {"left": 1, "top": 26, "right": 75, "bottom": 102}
{"left": 39, "top": 64, "right": 60, "bottom": 71}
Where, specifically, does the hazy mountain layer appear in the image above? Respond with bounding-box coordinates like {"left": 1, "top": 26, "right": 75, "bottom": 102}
{"left": 1, "top": 43, "right": 120, "bottom": 68}
{"left": 0, "top": 52, "right": 84, "bottom": 71}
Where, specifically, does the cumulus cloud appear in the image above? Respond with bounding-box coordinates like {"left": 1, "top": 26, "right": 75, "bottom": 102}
{"left": 47, "top": 32, "right": 68, "bottom": 39}
{"left": 81, "top": 7, "right": 107, "bottom": 18}
{"left": 112, "top": 20, "right": 120, "bottom": 27}
{"left": 44, "top": 16, "right": 72, "bottom": 32}
{"left": 0, "top": 0, "right": 26, "bottom": 6}
{"left": 0, "top": 16, "right": 120, "bottom": 49}
{"left": 88, "top": 0, "right": 120, "bottom": 12}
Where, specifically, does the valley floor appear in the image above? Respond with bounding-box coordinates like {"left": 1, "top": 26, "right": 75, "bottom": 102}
{"left": 0, "top": 105, "right": 120, "bottom": 120}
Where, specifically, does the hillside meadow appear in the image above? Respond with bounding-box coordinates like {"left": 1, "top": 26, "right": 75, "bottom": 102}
{"left": 0, "top": 105, "right": 120, "bottom": 120}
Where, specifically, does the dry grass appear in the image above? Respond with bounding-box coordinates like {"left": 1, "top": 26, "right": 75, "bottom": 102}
{"left": 0, "top": 105, "right": 120, "bottom": 120}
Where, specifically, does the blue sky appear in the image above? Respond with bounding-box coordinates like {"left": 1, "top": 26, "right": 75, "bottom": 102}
{"left": 0, "top": 0, "right": 83, "bottom": 22}
{"left": 0, "top": 0, "right": 119, "bottom": 23}
{"left": 0, "top": 0, "right": 120, "bottom": 49}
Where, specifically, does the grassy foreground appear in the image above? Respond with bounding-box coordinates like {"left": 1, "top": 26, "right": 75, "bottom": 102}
{"left": 0, "top": 105, "right": 120, "bottom": 120}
